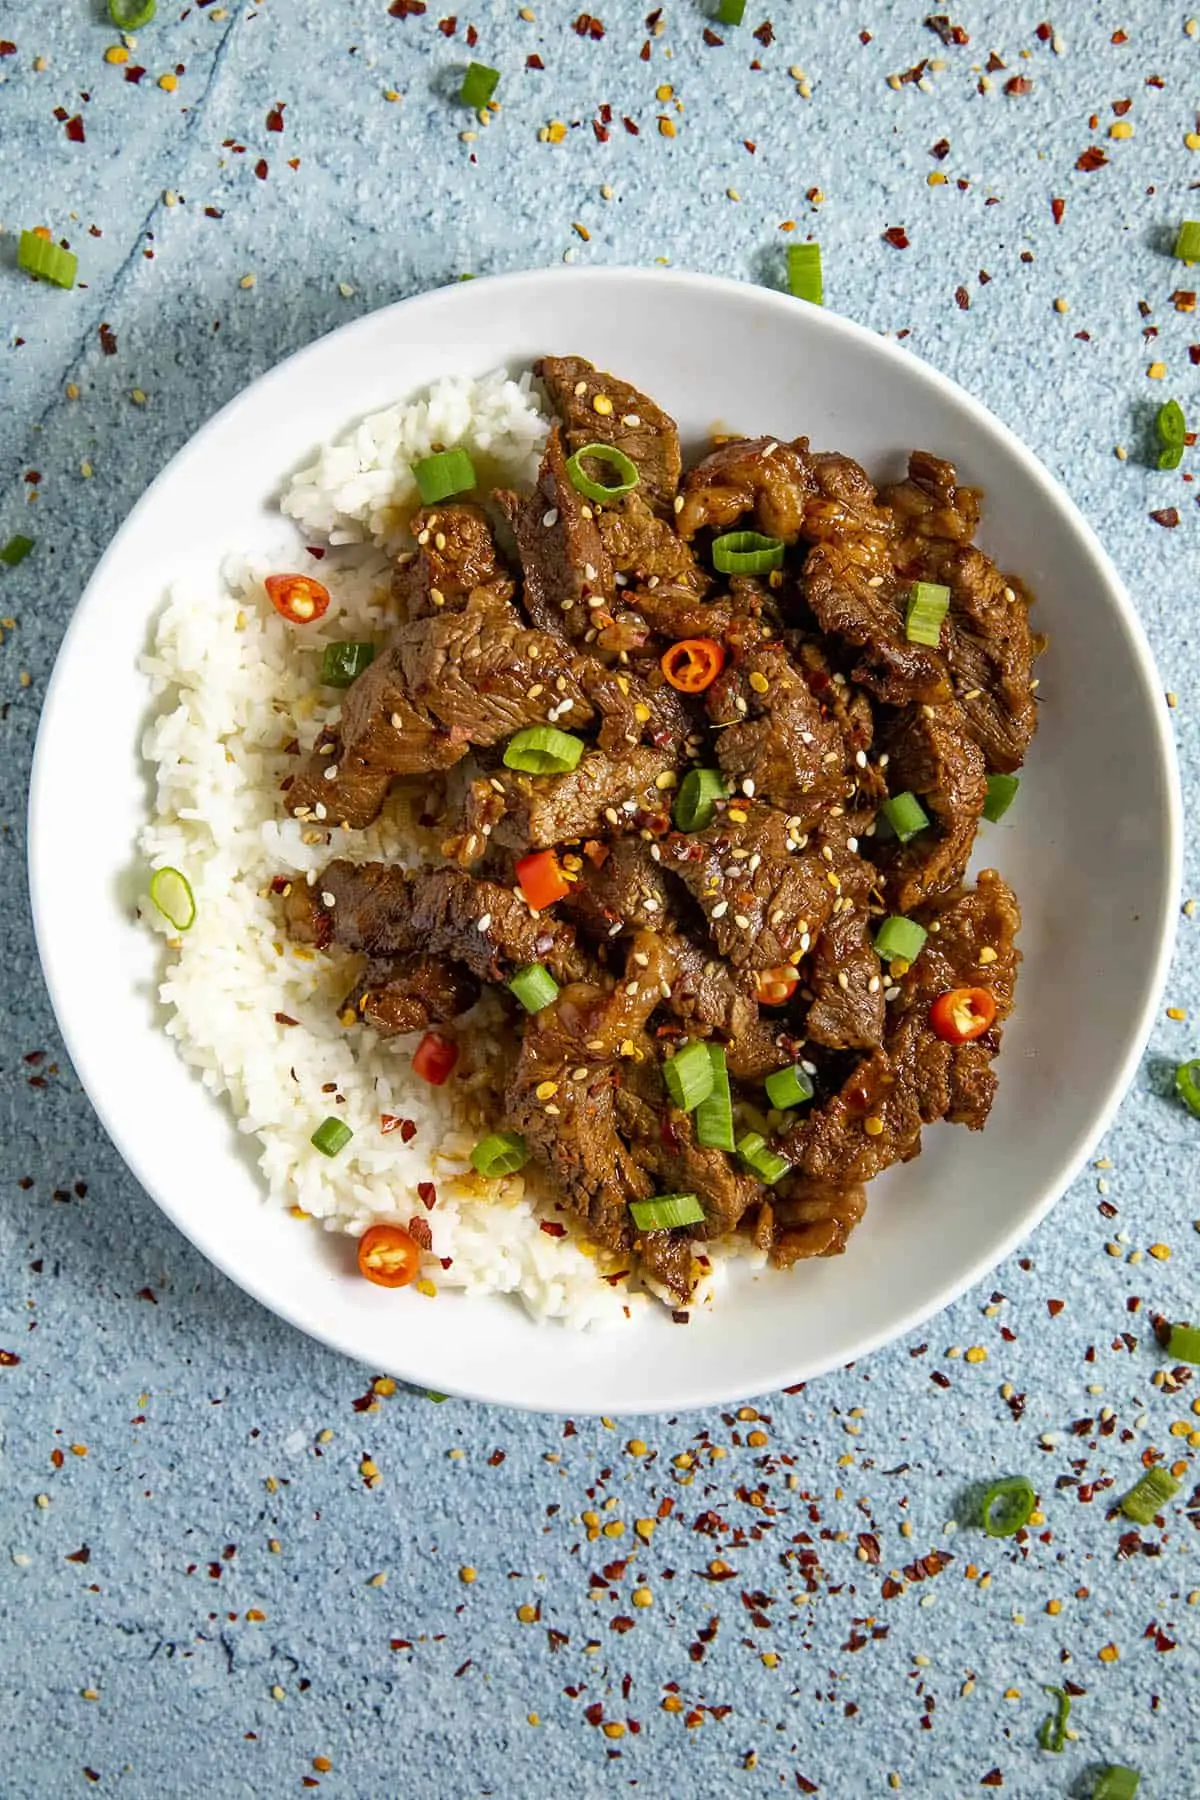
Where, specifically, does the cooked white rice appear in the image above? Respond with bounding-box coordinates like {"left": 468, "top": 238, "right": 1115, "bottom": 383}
{"left": 138, "top": 372, "right": 760, "bottom": 1326}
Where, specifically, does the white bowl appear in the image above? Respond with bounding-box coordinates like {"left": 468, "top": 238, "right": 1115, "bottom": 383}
{"left": 28, "top": 269, "right": 1180, "bottom": 1415}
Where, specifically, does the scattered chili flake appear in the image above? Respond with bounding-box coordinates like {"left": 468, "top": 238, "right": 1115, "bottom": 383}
{"left": 980, "top": 1774, "right": 1003, "bottom": 1789}
{"left": 254, "top": 159, "right": 268, "bottom": 180}
{"left": 743, "top": 139, "right": 756, "bottom": 153}
{"left": 408, "top": 1217, "right": 433, "bottom": 1251}
{"left": 1005, "top": 76, "right": 1033, "bottom": 95}
{"left": 540, "top": 1221, "right": 567, "bottom": 1237}
{"left": 639, "top": 39, "right": 650, "bottom": 60}
{"left": 417, "top": 1180, "right": 437, "bottom": 1208}
{"left": 527, "top": 52, "right": 544, "bottom": 68}
{"left": 1051, "top": 195, "right": 1065, "bottom": 224}
{"left": 438, "top": 16, "right": 458, "bottom": 35}
{"left": 1112, "top": 28, "right": 1128, "bottom": 43}
{"left": 0, "top": 1350, "right": 20, "bottom": 1367}
{"left": 125, "top": 64, "right": 146, "bottom": 81}
{"left": 752, "top": 21, "right": 774, "bottom": 47}
{"left": 623, "top": 116, "right": 639, "bottom": 134}
{"left": 955, "top": 285, "right": 970, "bottom": 309}
{"left": 266, "top": 104, "right": 285, "bottom": 132}
{"left": 703, "top": 27, "right": 722, "bottom": 45}
{"left": 1076, "top": 146, "right": 1109, "bottom": 171}
{"left": 388, "top": 0, "right": 426, "bottom": 13}
{"left": 1035, "top": 20, "right": 1052, "bottom": 39}
{"left": 1150, "top": 508, "right": 1181, "bottom": 527}
{"left": 795, "top": 1777, "right": 818, "bottom": 1796}
{"left": 985, "top": 50, "right": 1006, "bottom": 71}
{"left": 574, "top": 12, "right": 605, "bottom": 37}
{"left": 204, "top": 205, "right": 224, "bottom": 219}
{"left": 926, "top": 14, "right": 969, "bottom": 46}
{"left": 64, "top": 114, "right": 86, "bottom": 143}
{"left": 0, "top": 41, "right": 17, "bottom": 55}
{"left": 66, "top": 1544, "right": 91, "bottom": 1564}
{"left": 883, "top": 226, "right": 910, "bottom": 249}
{"left": 930, "top": 137, "right": 950, "bottom": 159}
{"left": 98, "top": 323, "right": 118, "bottom": 356}
{"left": 1191, "top": 345, "right": 1200, "bottom": 364}
{"left": 1047, "top": 1298, "right": 1065, "bottom": 1316}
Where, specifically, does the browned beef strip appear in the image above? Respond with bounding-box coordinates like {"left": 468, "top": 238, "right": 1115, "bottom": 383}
{"left": 803, "top": 855, "right": 885, "bottom": 1050}
{"left": 883, "top": 448, "right": 981, "bottom": 546}
{"left": 804, "top": 450, "right": 895, "bottom": 542}
{"left": 764, "top": 1177, "right": 868, "bottom": 1266}
{"left": 875, "top": 698, "right": 987, "bottom": 911}
{"left": 783, "top": 869, "right": 1020, "bottom": 1184}
{"left": 560, "top": 836, "right": 681, "bottom": 939}
{"left": 676, "top": 437, "right": 815, "bottom": 542}
{"left": 790, "top": 639, "right": 885, "bottom": 800}
{"left": 657, "top": 932, "right": 791, "bottom": 1080}
{"left": 597, "top": 492, "right": 709, "bottom": 593}
{"left": 653, "top": 1107, "right": 759, "bottom": 1239}
{"left": 636, "top": 1229, "right": 695, "bottom": 1306}
{"left": 464, "top": 744, "right": 678, "bottom": 855}
{"left": 534, "top": 355, "right": 683, "bottom": 516}
{"left": 706, "top": 636, "right": 853, "bottom": 828}
{"left": 392, "top": 503, "right": 512, "bottom": 620}
{"left": 285, "top": 860, "right": 595, "bottom": 985}
{"left": 494, "top": 426, "right": 613, "bottom": 642}
{"left": 803, "top": 537, "right": 951, "bottom": 707}
{"left": 344, "top": 954, "right": 480, "bottom": 1037}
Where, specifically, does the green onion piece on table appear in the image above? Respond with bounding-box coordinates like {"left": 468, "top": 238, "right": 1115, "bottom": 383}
{"left": 880, "top": 790, "right": 929, "bottom": 843}
{"left": 564, "top": 442, "right": 640, "bottom": 503}
{"left": 148, "top": 866, "right": 196, "bottom": 932}
{"left": 1156, "top": 398, "right": 1186, "bottom": 447}
{"left": 460, "top": 62, "right": 500, "bottom": 107}
{"left": 1173, "top": 219, "right": 1200, "bottom": 262}
{"left": 17, "top": 230, "right": 78, "bottom": 290}
{"left": 630, "top": 1192, "right": 706, "bottom": 1231}
{"left": 509, "top": 963, "right": 559, "bottom": 1013}
{"left": 320, "top": 641, "right": 377, "bottom": 687}
{"left": 874, "top": 915, "right": 927, "bottom": 963}
{"left": 1158, "top": 444, "right": 1184, "bottom": 470}
{"left": 674, "top": 767, "right": 727, "bottom": 832}
{"left": 663, "top": 1040, "right": 716, "bottom": 1112}
{"left": 425, "top": 1390, "right": 449, "bottom": 1402}
{"left": 1037, "top": 1685, "right": 1071, "bottom": 1754}
{"left": 736, "top": 1131, "right": 790, "bottom": 1185}
{"left": 109, "top": 0, "right": 156, "bottom": 25}
{"left": 1118, "top": 1464, "right": 1181, "bottom": 1524}
{"left": 1166, "top": 1321, "right": 1200, "bottom": 1363}
{"left": 980, "top": 1475, "right": 1036, "bottom": 1537}
{"left": 503, "top": 726, "right": 586, "bottom": 775}
{"left": 1092, "top": 1768, "right": 1140, "bottom": 1800}
{"left": 0, "top": 535, "right": 34, "bottom": 567}
{"left": 470, "top": 1130, "right": 528, "bottom": 1177}
{"left": 983, "top": 772, "right": 1019, "bottom": 823}
{"left": 764, "top": 1064, "right": 814, "bottom": 1110}
{"left": 786, "top": 241, "right": 823, "bottom": 305}
{"left": 413, "top": 446, "right": 476, "bottom": 505}
{"left": 904, "top": 580, "right": 950, "bottom": 647}
{"left": 711, "top": 530, "right": 785, "bottom": 575}
{"left": 311, "top": 1116, "right": 353, "bottom": 1157}
{"left": 694, "top": 1045, "right": 735, "bottom": 1151}
{"left": 1174, "top": 1059, "right": 1200, "bottom": 1117}
{"left": 716, "top": 0, "right": 747, "bottom": 23}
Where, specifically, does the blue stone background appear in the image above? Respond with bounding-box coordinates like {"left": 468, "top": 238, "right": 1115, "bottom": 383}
{"left": 2, "top": 2, "right": 1199, "bottom": 1794}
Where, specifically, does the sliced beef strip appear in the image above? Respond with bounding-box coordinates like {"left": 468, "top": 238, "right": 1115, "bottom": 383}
{"left": 560, "top": 836, "right": 682, "bottom": 939}
{"left": 658, "top": 931, "right": 793, "bottom": 1080}
{"left": 391, "top": 503, "right": 512, "bottom": 620}
{"left": 803, "top": 856, "right": 885, "bottom": 1051}
{"left": 706, "top": 636, "right": 853, "bottom": 828}
{"left": 791, "top": 639, "right": 885, "bottom": 802}
{"left": 534, "top": 355, "right": 683, "bottom": 516}
{"left": 803, "top": 537, "right": 951, "bottom": 708}
{"left": 494, "top": 425, "right": 613, "bottom": 643}
{"left": 284, "top": 860, "right": 595, "bottom": 986}
{"left": 676, "top": 437, "right": 815, "bottom": 543}
{"left": 343, "top": 954, "right": 480, "bottom": 1037}
{"left": 874, "top": 698, "right": 987, "bottom": 911}
{"left": 653, "top": 1107, "right": 760, "bottom": 1239}
{"left": 463, "top": 744, "right": 679, "bottom": 855}
{"left": 636, "top": 1229, "right": 696, "bottom": 1306}
{"left": 804, "top": 450, "right": 895, "bottom": 542}
{"left": 882, "top": 449, "right": 980, "bottom": 548}
{"left": 783, "top": 869, "right": 1020, "bottom": 1184}
{"left": 597, "top": 492, "right": 709, "bottom": 594}
{"left": 763, "top": 1177, "right": 868, "bottom": 1266}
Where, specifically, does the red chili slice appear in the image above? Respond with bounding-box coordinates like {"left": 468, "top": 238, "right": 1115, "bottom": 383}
{"left": 928, "top": 986, "right": 997, "bottom": 1044}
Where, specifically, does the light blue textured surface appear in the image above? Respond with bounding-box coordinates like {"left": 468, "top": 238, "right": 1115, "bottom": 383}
{"left": 3, "top": 3, "right": 1199, "bottom": 1795}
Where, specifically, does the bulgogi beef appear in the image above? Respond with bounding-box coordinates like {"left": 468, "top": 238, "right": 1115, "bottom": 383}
{"left": 278, "top": 357, "right": 1039, "bottom": 1308}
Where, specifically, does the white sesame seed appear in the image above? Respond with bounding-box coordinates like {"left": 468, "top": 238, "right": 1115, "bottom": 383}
{"left": 622, "top": 413, "right": 641, "bottom": 427}
{"left": 855, "top": 750, "right": 868, "bottom": 768}
{"left": 885, "top": 985, "right": 901, "bottom": 1001}
{"left": 868, "top": 975, "right": 880, "bottom": 993}
{"left": 711, "top": 900, "right": 729, "bottom": 918}
{"left": 837, "top": 971, "right": 850, "bottom": 990}
{"left": 742, "top": 778, "right": 756, "bottom": 796}
{"left": 321, "top": 891, "right": 336, "bottom": 908}
{"left": 314, "top": 802, "right": 327, "bottom": 820}
{"left": 391, "top": 713, "right": 404, "bottom": 730}
{"left": 306, "top": 868, "right": 318, "bottom": 886}
{"left": 673, "top": 495, "right": 684, "bottom": 514}
{"left": 323, "top": 764, "right": 339, "bottom": 781}
{"left": 542, "top": 508, "right": 559, "bottom": 529}
{"left": 867, "top": 574, "right": 885, "bottom": 588}
{"left": 584, "top": 563, "right": 597, "bottom": 582}
{"left": 476, "top": 912, "right": 493, "bottom": 934}
{"left": 734, "top": 914, "right": 751, "bottom": 929}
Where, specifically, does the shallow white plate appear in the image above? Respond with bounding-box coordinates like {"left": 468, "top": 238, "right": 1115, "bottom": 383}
{"left": 29, "top": 268, "right": 1180, "bottom": 1414}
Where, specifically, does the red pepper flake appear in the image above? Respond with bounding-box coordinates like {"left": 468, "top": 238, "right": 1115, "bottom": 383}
{"left": 390, "top": 1637, "right": 412, "bottom": 1650}
{"left": 980, "top": 1773, "right": 1003, "bottom": 1789}
{"left": 1191, "top": 345, "right": 1200, "bottom": 365}
{"left": 527, "top": 52, "right": 544, "bottom": 68}
{"left": 417, "top": 1180, "right": 437, "bottom": 1209}
{"left": 743, "top": 139, "right": 756, "bottom": 153}
{"left": 487, "top": 1447, "right": 506, "bottom": 1466}
{"left": 574, "top": 12, "right": 605, "bottom": 37}
{"left": 883, "top": 226, "right": 910, "bottom": 249}
{"left": 930, "top": 137, "right": 950, "bottom": 159}
{"left": 65, "top": 115, "right": 86, "bottom": 143}
{"left": 0, "top": 40, "right": 17, "bottom": 55}
{"left": 611, "top": 1615, "right": 635, "bottom": 1633}
{"left": 926, "top": 14, "right": 969, "bottom": 47}
{"left": 593, "top": 120, "right": 609, "bottom": 141}
{"left": 703, "top": 27, "right": 723, "bottom": 45}
{"left": 639, "top": 39, "right": 650, "bottom": 60}
{"left": 1047, "top": 1298, "right": 1065, "bottom": 1315}
{"left": 795, "top": 1778, "right": 818, "bottom": 1796}
{"left": 752, "top": 20, "right": 774, "bottom": 46}
{"left": 137, "top": 1286, "right": 158, "bottom": 1304}
{"left": 985, "top": 50, "right": 1006, "bottom": 71}
{"left": 84, "top": 1773, "right": 100, "bottom": 1786}
{"left": 254, "top": 158, "right": 269, "bottom": 180}
{"left": 881, "top": 1576, "right": 902, "bottom": 1599}
{"left": 1051, "top": 195, "right": 1065, "bottom": 224}
{"left": 1035, "top": 20, "right": 1052, "bottom": 39}
{"left": 1111, "top": 28, "right": 1128, "bottom": 43}
{"left": 205, "top": 205, "right": 225, "bottom": 218}
{"left": 1004, "top": 75, "right": 1033, "bottom": 95}
{"left": 623, "top": 115, "right": 639, "bottom": 134}
{"left": 930, "top": 1369, "right": 951, "bottom": 1388}
{"left": 1076, "top": 146, "right": 1109, "bottom": 171}
{"left": 860, "top": 29, "right": 872, "bottom": 42}
{"left": 0, "top": 1350, "right": 20, "bottom": 1367}
{"left": 898, "top": 58, "right": 929, "bottom": 84}
{"left": 584, "top": 1702, "right": 605, "bottom": 1727}
{"left": 388, "top": 0, "right": 426, "bottom": 13}
{"left": 540, "top": 1221, "right": 567, "bottom": 1237}
{"left": 66, "top": 1544, "right": 92, "bottom": 1564}
{"left": 1112, "top": 96, "right": 1132, "bottom": 115}
{"left": 124, "top": 64, "right": 146, "bottom": 81}
{"left": 1150, "top": 508, "right": 1180, "bottom": 528}
{"left": 98, "top": 323, "right": 118, "bottom": 356}
{"left": 465, "top": 21, "right": 477, "bottom": 44}
{"left": 438, "top": 16, "right": 458, "bottom": 34}
{"left": 408, "top": 1217, "right": 433, "bottom": 1251}
{"left": 954, "top": 285, "right": 970, "bottom": 310}
{"left": 453, "top": 1659, "right": 472, "bottom": 1677}
{"left": 266, "top": 103, "right": 285, "bottom": 131}
{"left": 857, "top": 1532, "right": 881, "bottom": 1563}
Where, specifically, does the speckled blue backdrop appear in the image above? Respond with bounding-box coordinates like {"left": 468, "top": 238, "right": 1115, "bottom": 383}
{"left": 3, "top": 3, "right": 1200, "bottom": 1795}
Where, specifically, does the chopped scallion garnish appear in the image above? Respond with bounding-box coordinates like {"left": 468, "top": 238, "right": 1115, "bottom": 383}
{"left": 736, "top": 1130, "right": 790, "bottom": 1185}
{"left": 503, "top": 726, "right": 585, "bottom": 775}
{"left": 148, "top": 866, "right": 196, "bottom": 933}
{"left": 413, "top": 446, "right": 476, "bottom": 505}
{"left": 1037, "top": 1685, "right": 1070, "bottom": 1754}
{"left": 980, "top": 1475, "right": 1035, "bottom": 1537}
{"left": 509, "top": 963, "right": 559, "bottom": 1013}
{"left": 109, "top": 0, "right": 156, "bottom": 26}
{"left": 470, "top": 1130, "right": 528, "bottom": 1177}
{"left": 1158, "top": 444, "right": 1184, "bottom": 470}
{"left": 320, "top": 641, "right": 377, "bottom": 687}
{"left": 630, "top": 1192, "right": 706, "bottom": 1231}
{"left": 460, "top": 62, "right": 500, "bottom": 108}
{"left": 982, "top": 772, "right": 1019, "bottom": 823}
{"left": 1092, "top": 1767, "right": 1140, "bottom": 1800}
{"left": 1117, "top": 1464, "right": 1180, "bottom": 1524}
{"left": 564, "top": 442, "right": 640, "bottom": 503}
{"left": 1166, "top": 1321, "right": 1200, "bottom": 1364}
{"left": 1157, "top": 398, "right": 1186, "bottom": 447}
{"left": 880, "top": 790, "right": 929, "bottom": 843}
{"left": 0, "top": 535, "right": 34, "bottom": 568}
{"left": 874, "top": 915, "right": 927, "bottom": 963}
{"left": 1173, "top": 219, "right": 1200, "bottom": 262}
{"left": 786, "top": 241, "right": 822, "bottom": 305}
{"left": 694, "top": 1045, "right": 735, "bottom": 1151}
{"left": 17, "top": 230, "right": 78, "bottom": 290}
{"left": 663, "top": 1040, "right": 716, "bottom": 1112}
{"left": 311, "top": 1116, "right": 353, "bottom": 1157}
{"left": 904, "top": 580, "right": 950, "bottom": 647}
{"left": 715, "top": 0, "right": 747, "bottom": 22}
{"left": 673, "top": 767, "right": 727, "bottom": 832}
{"left": 1174, "top": 1059, "right": 1200, "bottom": 1117}
{"left": 764, "top": 1064, "right": 814, "bottom": 1110}
{"left": 711, "top": 530, "right": 785, "bottom": 575}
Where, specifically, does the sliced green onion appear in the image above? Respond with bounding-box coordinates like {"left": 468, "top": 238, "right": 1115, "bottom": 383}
{"left": 17, "top": 230, "right": 78, "bottom": 290}
{"left": 109, "top": 0, "right": 156, "bottom": 25}
{"left": 503, "top": 726, "right": 586, "bottom": 775}
{"left": 1158, "top": 444, "right": 1184, "bottom": 470}
{"left": 1174, "top": 1059, "right": 1200, "bottom": 1117}
{"left": 1092, "top": 1768, "right": 1140, "bottom": 1800}
{"left": 320, "top": 640, "right": 377, "bottom": 687}
{"left": 905, "top": 580, "right": 950, "bottom": 647}
{"left": 470, "top": 1130, "right": 528, "bottom": 1177}
{"left": 764, "top": 1064, "right": 814, "bottom": 1110}
{"left": 425, "top": 1390, "right": 449, "bottom": 1402}
{"left": 874, "top": 915, "right": 927, "bottom": 963}
{"left": 311, "top": 1116, "right": 353, "bottom": 1157}
{"left": 564, "top": 442, "right": 640, "bottom": 503}
{"left": 1173, "top": 219, "right": 1200, "bottom": 262}
{"left": 1167, "top": 1321, "right": 1200, "bottom": 1364}
{"left": 0, "top": 535, "right": 34, "bottom": 567}
{"left": 663, "top": 1040, "right": 716, "bottom": 1112}
{"left": 736, "top": 1130, "right": 790, "bottom": 1185}
{"left": 1037, "top": 1686, "right": 1071, "bottom": 1754}
{"left": 980, "top": 1475, "right": 1036, "bottom": 1538}
{"left": 673, "top": 767, "right": 727, "bottom": 833}
{"left": 983, "top": 772, "right": 1019, "bottom": 823}
{"left": 1156, "top": 398, "right": 1186, "bottom": 447}
{"left": 1118, "top": 1464, "right": 1181, "bottom": 1524}
{"left": 413, "top": 446, "right": 476, "bottom": 505}
{"left": 509, "top": 963, "right": 559, "bottom": 1013}
{"left": 786, "top": 241, "right": 823, "bottom": 305}
{"left": 880, "top": 790, "right": 929, "bottom": 843}
{"left": 630, "top": 1192, "right": 706, "bottom": 1231}
{"left": 460, "top": 61, "right": 500, "bottom": 107}
{"left": 711, "top": 530, "right": 785, "bottom": 575}
{"left": 715, "top": 0, "right": 747, "bottom": 23}
{"left": 694, "top": 1045, "right": 735, "bottom": 1151}
{"left": 148, "top": 866, "right": 196, "bottom": 932}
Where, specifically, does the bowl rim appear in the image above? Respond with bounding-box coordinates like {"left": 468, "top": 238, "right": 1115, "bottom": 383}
{"left": 27, "top": 265, "right": 1183, "bottom": 1412}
